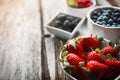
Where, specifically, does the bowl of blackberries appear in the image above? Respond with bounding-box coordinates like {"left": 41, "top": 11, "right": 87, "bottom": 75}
{"left": 87, "top": 6, "right": 120, "bottom": 43}
{"left": 46, "top": 13, "right": 85, "bottom": 39}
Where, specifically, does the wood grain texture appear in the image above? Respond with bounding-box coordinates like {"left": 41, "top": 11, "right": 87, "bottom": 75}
{"left": 41, "top": 0, "right": 67, "bottom": 80}
{"left": 0, "top": 0, "right": 41, "bottom": 80}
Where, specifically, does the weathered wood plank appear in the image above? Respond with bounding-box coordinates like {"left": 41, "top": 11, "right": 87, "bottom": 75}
{"left": 54, "top": 38, "right": 66, "bottom": 80}
{"left": 41, "top": 0, "right": 67, "bottom": 79}
{"left": 0, "top": 0, "right": 41, "bottom": 80}
{"left": 39, "top": 0, "right": 51, "bottom": 79}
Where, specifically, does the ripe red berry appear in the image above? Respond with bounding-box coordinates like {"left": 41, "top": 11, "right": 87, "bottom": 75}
{"left": 67, "top": 53, "right": 84, "bottom": 67}
{"left": 86, "top": 60, "right": 108, "bottom": 80}
{"left": 80, "top": 36, "right": 100, "bottom": 52}
{"left": 101, "top": 46, "right": 116, "bottom": 56}
{"left": 87, "top": 51, "right": 104, "bottom": 63}
{"left": 66, "top": 41, "right": 86, "bottom": 60}
{"left": 102, "top": 59, "right": 120, "bottom": 80}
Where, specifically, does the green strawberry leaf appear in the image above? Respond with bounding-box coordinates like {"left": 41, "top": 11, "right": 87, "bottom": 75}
{"left": 60, "top": 41, "right": 65, "bottom": 52}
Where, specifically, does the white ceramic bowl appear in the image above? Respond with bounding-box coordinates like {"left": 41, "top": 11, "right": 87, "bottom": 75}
{"left": 66, "top": 0, "right": 96, "bottom": 17}
{"left": 46, "top": 13, "right": 85, "bottom": 39}
{"left": 87, "top": 6, "right": 120, "bottom": 43}
{"left": 59, "top": 36, "right": 120, "bottom": 80}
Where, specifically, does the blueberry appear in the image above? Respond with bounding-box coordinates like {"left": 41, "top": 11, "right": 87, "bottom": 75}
{"left": 57, "top": 14, "right": 66, "bottom": 22}
{"left": 112, "top": 25, "right": 116, "bottom": 27}
{"left": 96, "top": 21, "right": 102, "bottom": 25}
{"left": 114, "top": 12, "right": 120, "bottom": 17}
{"left": 54, "top": 20, "right": 62, "bottom": 27}
{"left": 63, "top": 20, "right": 71, "bottom": 28}
{"left": 101, "top": 20, "right": 107, "bottom": 24}
{"left": 117, "top": 18, "right": 120, "bottom": 23}
{"left": 108, "top": 19, "right": 113, "bottom": 25}
{"left": 92, "top": 19, "right": 97, "bottom": 22}
{"left": 113, "top": 23, "right": 117, "bottom": 25}
{"left": 97, "top": 16, "right": 103, "bottom": 21}
{"left": 92, "top": 11, "right": 98, "bottom": 16}
{"left": 114, "top": 9, "right": 120, "bottom": 13}
{"left": 106, "top": 9, "right": 112, "bottom": 14}
{"left": 71, "top": 20, "right": 78, "bottom": 27}
{"left": 97, "top": 12, "right": 102, "bottom": 16}
{"left": 113, "top": 17, "right": 118, "bottom": 22}
{"left": 102, "top": 16, "right": 109, "bottom": 21}
{"left": 92, "top": 16, "right": 98, "bottom": 20}
{"left": 117, "top": 24, "right": 120, "bottom": 27}
{"left": 58, "top": 26, "right": 64, "bottom": 29}
{"left": 102, "top": 12, "right": 110, "bottom": 17}
{"left": 106, "top": 24, "right": 111, "bottom": 27}
{"left": 67, "top": 16, "right": 73, "bottom": 22}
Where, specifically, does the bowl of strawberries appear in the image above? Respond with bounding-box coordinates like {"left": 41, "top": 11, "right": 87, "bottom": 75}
{"left": 66, "top": 0, "right": 96, "bottom": 17}
{"left": 59, "top": 35, "right": 120, "bottom": 80}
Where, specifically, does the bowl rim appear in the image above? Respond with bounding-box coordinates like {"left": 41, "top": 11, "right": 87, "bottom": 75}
{"left": 87, "top": 6, "right": 120, "bottom": 29}
{"left": 66, "top": 0, "right": 96, "bottom": 10}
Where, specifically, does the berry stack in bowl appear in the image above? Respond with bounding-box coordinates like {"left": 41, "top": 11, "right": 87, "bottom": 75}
{"left": 46, "top": 13, "right": 85, "bottom": 39}
{"left": 87, "top": 6, "right": 120, "bottom": 43}
{"left": 59, "top": 35, "right": 120, "bottom": 80}
{"left": 66, "top": 0, "right": 96, "bottom": 17}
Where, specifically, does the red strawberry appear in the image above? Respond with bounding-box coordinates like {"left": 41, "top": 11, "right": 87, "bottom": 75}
{"left": 80, "top": 36, "right": 100, "bottom": 52}
{"left": 102, "top": 59, "right": 120, "bottom": 80}
{"left": 78, "top": 2, "right": 85, "bottom": 8}
{"left": 87, "top": 51, "right": 104, "bottom": 63}
{"left": 66, "top": 41, "right": 86, "bottom": 60}
{"left": 85, "top": 2, "right": 92, "bottom": 7}
{"left": 66, "top": 53, "right": 85, "bottom": 73}
{"left": 86, "top": 60, "right": 108, "bottom": 80}
{"left": 101, "top": 46, "right": 116, "bottom": 56}
{"left": 105, "top": 59, "right": 120, "bottom": 68}
{"left": 67, "top": 53, "right": 84, "bottom": 67}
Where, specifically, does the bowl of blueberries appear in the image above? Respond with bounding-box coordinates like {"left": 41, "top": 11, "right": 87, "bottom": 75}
{"left": 46, "top": 13, "right": 85, "bottom": 39}
{"left": 87, "top": 6, "right": 120, "bottom": 43}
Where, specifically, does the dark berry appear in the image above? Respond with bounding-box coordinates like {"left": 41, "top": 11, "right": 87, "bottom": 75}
{"left": 57, "top": 14, "right": 66, "bottom": 22}
{"left": 106, "top": 24, "right": 111, "bottom": 27}
{"left": 63, "top": 20, "right": 71, "bottom": 28}
{"left": 92, "top": 19, "right": 97, "bottom": 22}
{"left": 117, "top": 24, "right": 120, "bottom": 27}
{"left": 96, "top": 21, "right": 102, "bottom": 25}
{"left": 117, "top": 18, "right": 120, "bottom": 23}
{"left": 97, "top": 12, "right": 102, "bottom": 16}
{"left": 58, "top": 26, "right": 64, "bottom": 29}
{"left": 102, "top": 12, "right": 110, "bottom": 17}
{"left": 113, "top": 17, "right": 118, "bottom": 22}
{"left": 54, "top": 20, "right": 62, "bottom": 27}
{"left": 102, "top": 16, "right": 108, "bottom": 21}
{"left": 92, "top": 11, "right": 98, "bottom": 15}
{"left": 106, "top": 9, "right": 112, "bottom": 14}
{"left": 101, "top": 20, "right": 107, "bottom": 24}
{"left": 113, "top": 9, "right": 120, "bottom": 13}
{"left": 71, "top": 20, "right": 78, "bottom": 27}
{"left": 112, "top": 24, "right": 116, "bottom": 27}
{"left": 67, "top": 16, "right": 74, "bottom": 22}
{"left": 114, "top": 12, "right": 120, "bottom": 17}
{"left": 97, "top": 16, "right": 103, "bottom": 21}
{"left": 108, "top": 19, "right": 113, "bottom": 25}
{"left": 92, "top": 16, "right": 98, "bottom": 20}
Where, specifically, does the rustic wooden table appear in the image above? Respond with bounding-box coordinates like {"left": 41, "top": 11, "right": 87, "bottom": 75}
{"left": 0, "top": 0, "right": 119, "bottom": 80}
